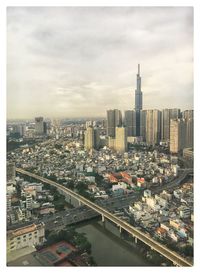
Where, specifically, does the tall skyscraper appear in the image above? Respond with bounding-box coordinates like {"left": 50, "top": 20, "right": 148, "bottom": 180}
{"left": 135, "top": 64, "right": 143, "bottom": 136}
{"left": 170, "top": 108, "right": 181, "bottom": 119}
{"left": 35, "top": 117, "right": 44, "bottom": 135}
{"left": 135, "top": 64, "right": 143, "bottom": 111}
{"left": 84, "top": 126, "right": 94, "bottom": 150}
{"left": 107, "top": 109, "right": 122, "bottom": 137}
{"left": 146, "top": 110, "right": 161, "bottom": 145}
{"left": 180, "top": 110, "right": 193, "bottom": 149}
{"left": 140, "top": 110, "right": 147, "bottom": 141}
{"left": 182, "top": 110, "right": 194, "bottom": 120}
{"left": 185, "top": 118, "right": 193, "bottom": 148}
{"left": 84, "top": 126, "right": 100, "bottom": 150}
{"left": 115, "top": 127, "right": 127, "bottom": 153}
{"left": 94, "top": 128, "right": 100, "bottom": 149}
{"left": 170, "top": 119, "right": 186, "bottom": 153}
{"left": 161, "top": 109, "right": 181, "bottom": 142}
{"left": 161, "top": 109, "right": 171, "bottom": 142}
{"left": 124, "top": 110, "right": 136, "bottom": 136}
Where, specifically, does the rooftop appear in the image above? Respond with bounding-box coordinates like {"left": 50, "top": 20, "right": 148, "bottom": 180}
{"left": 7, "top": 222, "right": 44, "bottom": 239}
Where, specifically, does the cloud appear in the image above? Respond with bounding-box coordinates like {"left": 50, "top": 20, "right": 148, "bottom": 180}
{"left": 7, "top": 7, "right": 193, "bottom": 119}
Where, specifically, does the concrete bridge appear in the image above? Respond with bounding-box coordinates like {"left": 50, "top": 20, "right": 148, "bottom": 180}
{"left": 16, "top": 168, "right": 193, "bottom": 267}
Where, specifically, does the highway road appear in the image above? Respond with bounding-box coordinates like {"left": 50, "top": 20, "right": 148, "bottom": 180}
{"left": 8, "top": 193, "right": 138, "bottom": 230}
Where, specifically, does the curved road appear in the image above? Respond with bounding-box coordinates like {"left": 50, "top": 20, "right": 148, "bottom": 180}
{"left": 16, "top": 168, "right": 192, "bottom": 267}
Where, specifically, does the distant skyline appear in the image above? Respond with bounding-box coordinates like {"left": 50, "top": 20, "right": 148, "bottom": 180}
{"left": 7, "top": 7, "right": 193, "bottom": 119}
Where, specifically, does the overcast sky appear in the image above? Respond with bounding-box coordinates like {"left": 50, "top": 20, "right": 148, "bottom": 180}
{"left": 7, "top": 7, "right": 193, "bottom": 119}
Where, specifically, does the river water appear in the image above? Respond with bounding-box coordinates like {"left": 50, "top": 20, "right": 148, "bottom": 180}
{"left": 76, "top": 219, "right": 154, "bottom": 266}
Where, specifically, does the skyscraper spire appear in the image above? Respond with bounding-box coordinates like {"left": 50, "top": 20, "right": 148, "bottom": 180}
{"left": 135, "top": 64, "right": 143, "bottom": 136}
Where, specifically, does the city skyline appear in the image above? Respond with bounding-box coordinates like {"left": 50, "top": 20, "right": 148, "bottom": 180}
{"left": 7, "top": 7, "right": 193, "bottom": 119}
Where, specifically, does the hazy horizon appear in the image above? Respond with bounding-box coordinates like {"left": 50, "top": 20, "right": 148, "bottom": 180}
{"left": 7, "top": 7, "right": 193, "bottom": 119}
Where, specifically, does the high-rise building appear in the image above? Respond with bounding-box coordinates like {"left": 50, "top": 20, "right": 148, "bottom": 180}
{"left": 161, "top": 109, "right": 181, "bottom": 142}
{"left": 170, "top": 119, "right": 186, "bottom": 153}
{"left": 124, "top": 110, "right": 136, "bottom": 136}
{"left": 107, "top": 109, "right": 122, "bottom": 137}
{"left": 182, "top": 110, "right": 194, "bottom": 120}
{"left": 170, "top": 108, "right": 181, "bottom": 120}
{"left": 108, "top": 136, "right": 115, "bottom": 149}
{"left": 11, "top": 124, "right": 26, "bottom": 137}
{"left": 146, "top": 110, "right": 161, "bottom": 145}
{"left": 140, "top": 110, "right": 147, "bottom": 141}
{"left": 94, "top": 128, "right": 100, "bottom": 149}
{"left": 84, "top": 126, "right": 100, "bottom": 150}
{"left": 115, "top": 127, "right": 127, "bottom": 153}
{"left": 135, "top": 64, "right": 143, "bottom": 136}
{"left": 35, "top": 117, "right": 44, "bottom": 135}
{"left": 86, "top": 120, "right": 93, "bottom": 129}
{"left": 185, "top": 118, "right": 193, "bottom": 148}
{"left": 84, "top": 126, "right": 94, "bottom": 150}
{"left": 161, "top": 109, "right": 170, "bottom": 142}
{"left": 170, "top": 117, "right": 193, "bottom": 153}
{"left": 43, "top": 121, "right": 47, "bottom": 135}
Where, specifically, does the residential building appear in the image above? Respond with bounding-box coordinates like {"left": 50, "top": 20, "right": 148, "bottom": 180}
{"left": 170, "top": 119, "right": 186, "bottom": 153}
{"left": 185, "top": 118, "right": 193, "bottom": 148}
{"left": 146, "top": 110, "right": 161, "bottom": 145}
{"left": 108, "top": 136, "right": 115, "bottom": 149}
{"left": 84, "top": 126, "right": 100, "bottom": 150}
{"left": 35, "top": 117, "right": 45, "bottom": 135}
{"left": 115, "top": 127, "right": 127, "bottom": 153}
{"left": 140, "top": 110, "right": 146, "bottom": 141}
{"left": 7, "top": 223, "right": 45, "bottom": 252}
{"left": 26, "top": 194, "right": 33, "bottom": 210}
{"left": 124, "top": 110, "right": 136, "bottom": 136}
{"left": 107, "top": 109, "right": 122, "bottom": 137}
{"left": 182, "top": 110, "right": 193, "bottom": 120}
{"left": 161, "top": 108, "right": 181, "bottom": 143}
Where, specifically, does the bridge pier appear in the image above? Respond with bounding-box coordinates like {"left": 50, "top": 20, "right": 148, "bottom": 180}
{"left": 134, "top": 237, "right": 137, "bottom": 244}
{"left": 78, "top": 200, "right": 82, "bottom": 206}
{"left": 119, "top": 226, "right": 122, "bottom": 233}
{"left": 101, "top": 214, "right": 105, "bottom": 222}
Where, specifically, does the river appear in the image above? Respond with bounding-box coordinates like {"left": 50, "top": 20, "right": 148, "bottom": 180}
{"left": 76, "top": 219, "right": 155, "bottom": 266}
